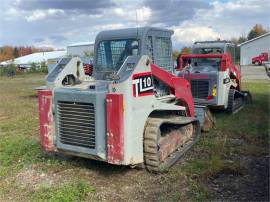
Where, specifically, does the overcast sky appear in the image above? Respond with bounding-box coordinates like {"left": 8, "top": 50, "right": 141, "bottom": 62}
{"left": 0, "top": 0, "right": 269, "bottom": 49}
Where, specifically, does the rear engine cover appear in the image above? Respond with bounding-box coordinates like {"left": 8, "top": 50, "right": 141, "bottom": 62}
{"left": 53, "top": 88, "right": 107, "bottom": 160}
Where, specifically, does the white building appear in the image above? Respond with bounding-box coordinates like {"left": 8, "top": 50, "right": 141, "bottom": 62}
{"left": 67, "top": 42, "right": 94, "bottom": 57}
{"left": 239, "top": 32, "right": 270, "bottom": 65}
{"left": 0, "top": 50, "right": 66, "bottom": 67}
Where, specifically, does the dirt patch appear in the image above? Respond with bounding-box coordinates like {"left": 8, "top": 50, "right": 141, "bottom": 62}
{"left": 3, "top": 157, "right": 189, "bottom": 201}
{"left": 208, "top": 155, "right": 269, "bottom": 201}
{"left": 60, "top": 159, "right": 190, "bottom": 201}
{"left": 14, "top": 166, "right": 72, "bottom": 190}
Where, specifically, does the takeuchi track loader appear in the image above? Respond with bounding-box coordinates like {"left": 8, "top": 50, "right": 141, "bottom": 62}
{"left": 177, "top": 41, "right": 251, "bottom": 113}
{"left": 38, "top": 27, "right": 211, "bottom": 172}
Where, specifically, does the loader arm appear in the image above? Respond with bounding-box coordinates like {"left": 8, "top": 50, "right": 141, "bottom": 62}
{"left": 150, "top": 63, "right": 195, "bottom": 117}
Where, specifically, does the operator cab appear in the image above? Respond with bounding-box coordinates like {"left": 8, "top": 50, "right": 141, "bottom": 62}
{"left": 180, "top": 41, "right": 236, "bottom": 73}
{"left": 46, "top": 27, "right": 174, "bottom": 92}
{"left": 192, "top": 41, "right": 236, "bottom": 64}
{"left": 93, "top": 27, "right": 174, "bottom": 81}
{"left": 192, "top": 47, "right": 223, "bottom": 71}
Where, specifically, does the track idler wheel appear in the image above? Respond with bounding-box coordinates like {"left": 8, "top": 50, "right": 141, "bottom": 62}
{"left": 143, "top": 116, "right": 200, "bottom": 173}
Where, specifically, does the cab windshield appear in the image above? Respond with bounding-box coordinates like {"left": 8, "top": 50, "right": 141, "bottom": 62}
{"left": 193, "top": 47, "right": 223, "bottom": 55}
{"left": 96, "top": 39, "right": 139, "bottom": 72}
{"left": 192, "top": 47, "right": 223, "bottom": 64}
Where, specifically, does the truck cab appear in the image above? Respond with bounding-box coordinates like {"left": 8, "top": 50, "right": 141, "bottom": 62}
{"left": 252, "top": 52, "right": 269, "bottom": 65}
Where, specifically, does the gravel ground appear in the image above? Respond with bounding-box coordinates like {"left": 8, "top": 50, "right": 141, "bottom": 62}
{"left": 241, "top": 65, "right": 269, "bottom": 81}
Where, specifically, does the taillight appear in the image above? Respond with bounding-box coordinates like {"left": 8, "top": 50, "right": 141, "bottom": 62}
{"left": 83, "top": 64, "right": 93, "bottom": 76}
{"left": 207, "top": 95, "right": 214, "bottom": 100}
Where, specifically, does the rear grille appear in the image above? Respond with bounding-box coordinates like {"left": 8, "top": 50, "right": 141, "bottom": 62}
{"left": 190, "top": 80, "right": 210, "bottom": 99}
{"left": 57, "top": 101, "right": 95, "bottom": 149}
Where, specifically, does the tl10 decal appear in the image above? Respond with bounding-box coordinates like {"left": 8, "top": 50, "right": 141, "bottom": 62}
{"left": 132, "top": 72, "right": 154, "bottom": 97}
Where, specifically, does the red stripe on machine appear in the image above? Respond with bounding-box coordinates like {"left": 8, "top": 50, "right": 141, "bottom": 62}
{"left": 38, "top": 90, "right": 55, "bottom": 152}
{"left": 106, "top": 94, "right": 124, "bottom": 164}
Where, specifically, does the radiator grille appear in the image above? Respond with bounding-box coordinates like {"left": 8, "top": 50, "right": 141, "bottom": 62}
{"left": 57, "top": 101, "right": 95, "bottom": 149}
{"left": 190, "top": 80, "right": 210, "bottom": 99}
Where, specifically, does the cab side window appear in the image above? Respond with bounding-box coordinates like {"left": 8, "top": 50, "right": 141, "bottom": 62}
{"left": 155, "top": 37, "right": 172, "bottom": 71}
{"left": 226, "top": 46, "right": 235, "bottom": 63}
{"left": 146, "top": 36, "right": 154, "bottom": 63}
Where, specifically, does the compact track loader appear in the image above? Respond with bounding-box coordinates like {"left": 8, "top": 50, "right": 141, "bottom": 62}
{"left": 38, "top": 27, "right": 211, "bottom": 172}
{"left": 177, "top": 41, "right": 251, "bottom": 113}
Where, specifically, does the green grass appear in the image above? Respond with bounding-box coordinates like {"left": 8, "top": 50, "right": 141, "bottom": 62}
{"left": 0, "top": 74, "right": 65, "bottom": 177}
{"left": 30, "top": 180, "right": 96, "bottom": 202}
{"left": 0, "top": 74, "right": 86, "bottom": 201}
{"left": 0, "top": 136, "right": 40, "bottom": 176}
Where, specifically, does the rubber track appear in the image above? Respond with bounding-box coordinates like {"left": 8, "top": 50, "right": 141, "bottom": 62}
{"left": 227, "top": 89, "right": 244, "bottom": 113}
{"left": 144, "top": 118, "right": 161, "bottom": 172}
{"left": 143, "top": 116, "right": 200, "bottom": 173}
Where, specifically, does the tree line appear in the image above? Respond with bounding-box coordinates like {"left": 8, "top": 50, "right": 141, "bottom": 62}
{"left": 0, "top": 46, "right": 54, "bottom": 62}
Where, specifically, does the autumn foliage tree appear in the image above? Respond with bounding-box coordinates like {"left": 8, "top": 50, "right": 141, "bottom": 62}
{"left": 0, "top": 46, "right": 54, "bottom": 62}
{"left": 247, "top": 24, "right": 268, "bottom": 40}
{"left": 0, "top": 46, "right": 14, "bottom": 62}
{"left": 172, "top": 47, "right": 192, "bottom": 61}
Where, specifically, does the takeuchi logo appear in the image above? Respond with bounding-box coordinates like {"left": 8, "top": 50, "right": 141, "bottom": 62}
{"left": 132, "top": 72, "right": 154, "bottom": 97}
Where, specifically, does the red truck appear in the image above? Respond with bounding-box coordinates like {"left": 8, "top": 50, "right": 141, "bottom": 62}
{"left": 252, "top": 52, "right": 269, "bottom": 65}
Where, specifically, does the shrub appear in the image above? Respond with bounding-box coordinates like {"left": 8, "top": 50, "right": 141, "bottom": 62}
{"left": 0, "top": 63, "right": 17, "bottom": 77}
{"left": 40, "top": 61, "right": 48, "bottom": 73}
{"left": 29, "top": 63, "right": 38, "bottom": 73}
{"left": 0, "top": 62, "right": 48, "bottom": 76}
